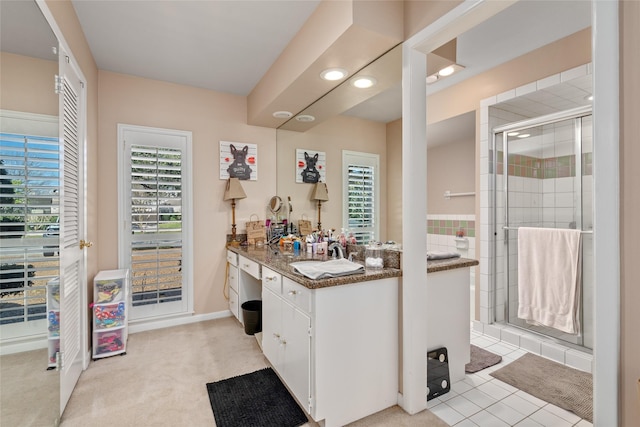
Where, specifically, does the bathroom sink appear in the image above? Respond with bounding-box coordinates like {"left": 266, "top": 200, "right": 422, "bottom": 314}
{"left": 289, "top": 259, "right": 365, "bottom": 280}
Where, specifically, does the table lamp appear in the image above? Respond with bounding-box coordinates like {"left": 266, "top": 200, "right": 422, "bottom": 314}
{"left": 310, "top": 182, "right": 329, "bottom": 231}
{"left": 224, "top": 177, "right": 247, "bottom": 245}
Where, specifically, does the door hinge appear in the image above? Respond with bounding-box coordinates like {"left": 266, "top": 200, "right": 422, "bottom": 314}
{"left": 308, "top": 326, "right": 312, "bottom": 336}
{"left": 54, "top": 75, "right": 64, "bottom": 94}
{"left": 56, "top": 351, "right": 63, "bottom": 371}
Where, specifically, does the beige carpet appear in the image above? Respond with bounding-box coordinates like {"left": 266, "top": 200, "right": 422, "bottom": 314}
{"left": 490, "top": 352, "right": 593, "bottom": 422}
{"left": 59, "top": 316, "right": 448, "bottom": 427}
{"left": 0, "top": 348, "right": 59, "bottom": 427}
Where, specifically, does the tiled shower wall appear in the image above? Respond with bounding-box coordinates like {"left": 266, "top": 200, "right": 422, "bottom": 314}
{"left": 479, "top": 64, "right": 594, "bottom": 352}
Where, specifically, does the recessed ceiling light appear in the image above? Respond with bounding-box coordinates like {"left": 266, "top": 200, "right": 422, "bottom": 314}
{"left": 436, "top": 63, "right": 465, "bottom": 78}
{"left": 426, "top": 74, "right": 439, "bottom": 84}
{"left": 517, "top": 133, "right": 531, "bottom": 138}
{"left": 352, "top": 76, "right": 377, "bottom": 89}
{"left": 295, "top": 114, "right": 315, "bottom": 122}
{"left": 320, "top": 68, "right": 348, "bottom": 81}
{"left": 507, "top": 132, "right": 520, "bottom": 136}
{"left": 438, "top": 66, "right": 456, "bottom": 77}
{"left": 272, "top": 111, "right": 293, "bottom": 119}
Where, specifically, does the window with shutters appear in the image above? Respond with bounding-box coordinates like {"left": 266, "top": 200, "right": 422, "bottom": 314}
{"left": 0, "top": 118, "right": 60, "bottom": 330}
{"left": 119, "top": 125, "right": 192, "bottom": 321}
{"left": 342, "top": 151, "right": 379, "bottom": 244}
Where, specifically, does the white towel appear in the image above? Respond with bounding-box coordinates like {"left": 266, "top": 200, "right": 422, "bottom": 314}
{"left": 517, "top": 227, "right": 582, "bottom": 334}
{"left": 289, "top": 259, "right": 365, "bottom": 280}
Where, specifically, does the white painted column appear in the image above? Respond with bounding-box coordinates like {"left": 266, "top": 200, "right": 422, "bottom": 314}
{"left": 400, "top": 43, "right": 428, "bottom": 415}
{"left": 592, "top": 0, "right": 619, "bottom": 425}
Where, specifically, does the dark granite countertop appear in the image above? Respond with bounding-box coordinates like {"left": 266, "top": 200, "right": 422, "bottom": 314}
{"left": 427, "top": 257, "right": 479, "bottom": 273}
{"left": 227, "top": 245, "right": 401, "bottom": 289}
{"left": 227, "top": 245, "right": 478, "bottom": 289}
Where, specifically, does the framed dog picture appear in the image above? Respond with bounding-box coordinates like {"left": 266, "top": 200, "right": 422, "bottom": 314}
{"left": 296, "top": 149, "right": 326, "bottom": 184}
{"left": 220, "top": 141, "right": 258, "bottom": 180}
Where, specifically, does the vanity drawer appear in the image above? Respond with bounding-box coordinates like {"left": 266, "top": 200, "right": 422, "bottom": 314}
{"left": 283, "top": 277, "right": 311, "bottom": 314}
{"left": 228, "top": 264, "right": 238, "bottom": 293}
{"left": 262, "top": 267, "right": 282, "bottom": 294}
{"left": 239, "top": 256, "right": 260, "bottom": 280}
{"left": 226, "top": 250, "right": 238, "bottom": 266}
{"left": 229, "top": 287, "right": 239, "bottom": 320}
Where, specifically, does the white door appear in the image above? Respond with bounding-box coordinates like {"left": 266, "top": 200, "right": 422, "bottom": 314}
{"left": 118, "top": 125, "right": 193, "bottom": 321}
{"left": 58, "top": 48, "right": 87, "bottom": 413}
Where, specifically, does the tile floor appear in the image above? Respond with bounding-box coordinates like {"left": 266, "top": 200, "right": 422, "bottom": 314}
{"left": 428, "top": 330, "right": 593, "bottom": 427}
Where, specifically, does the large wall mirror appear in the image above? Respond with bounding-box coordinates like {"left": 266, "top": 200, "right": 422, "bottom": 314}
{"left": 0, "top": 1, "right": 61, "bottom": 425}
{"left": 274, "top": 1, "right": 591, "bottom": 246}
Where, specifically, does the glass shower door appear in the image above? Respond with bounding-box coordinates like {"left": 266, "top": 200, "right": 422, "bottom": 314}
{"left": 500, "top": 111, "right": 592, "bottom": 349}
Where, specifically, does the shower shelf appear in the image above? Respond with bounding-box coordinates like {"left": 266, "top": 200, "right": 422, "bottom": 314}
{"left": 454, "top": 237, "right": 469, "bottom": 249}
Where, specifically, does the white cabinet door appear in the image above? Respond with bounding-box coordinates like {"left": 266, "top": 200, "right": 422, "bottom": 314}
{"left": 262, "top": 284, "right": 311, "bottom": 412}
{"left": 282, "top": 302, "right": 311, "bottom": 413}
{"left": 261, "top": 287, "right": 282, "bottom": 370}
{"left": 228, "top": 264, "right": 239, "bottom": 320}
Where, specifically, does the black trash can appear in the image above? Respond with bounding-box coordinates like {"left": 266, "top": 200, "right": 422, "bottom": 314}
{"left": 241, "top": 300, "right": 262, "bottom": 335}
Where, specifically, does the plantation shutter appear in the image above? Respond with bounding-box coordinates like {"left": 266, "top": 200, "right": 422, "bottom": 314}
{"left": 130, "top": 145, "right": 183, "bottom": 307}
{"left": 342, "top": 151, "right": 379, "bottom": 244}
{"left": 1, "top": 119, "right": 59, "bottom": 329}
{"left": 121, "top": 125, "right": 192, "bottom": 321}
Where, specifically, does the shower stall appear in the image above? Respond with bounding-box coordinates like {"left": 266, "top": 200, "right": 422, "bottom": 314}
{"left": 492, "top": 105, "right": 593, "bottom": 350}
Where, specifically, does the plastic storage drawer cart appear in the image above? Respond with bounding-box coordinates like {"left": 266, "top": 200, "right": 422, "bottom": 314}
{"left": 92, "top": 269, "right": 130, "bottom": 359}
{"left": 47, "top": 278, "right": 61, "bottom": 368}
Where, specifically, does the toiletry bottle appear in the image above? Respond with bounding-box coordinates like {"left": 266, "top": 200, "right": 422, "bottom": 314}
{"left": 339, "top": 228, "right": 347, "bottom": 248}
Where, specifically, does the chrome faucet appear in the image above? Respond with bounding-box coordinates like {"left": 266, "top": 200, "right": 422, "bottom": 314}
{"left": 328, "top": 242, "right": 344, "bottom": 259}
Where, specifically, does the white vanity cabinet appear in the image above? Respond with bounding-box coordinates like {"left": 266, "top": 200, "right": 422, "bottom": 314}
{"left": 262, "top": 267, "right": 311, "bottom": 412}
{"left": 226, "top": 250, "right": 239, "bottom": 319}
{"left": 261, "top": 263, "right": 399, "bottom": 427}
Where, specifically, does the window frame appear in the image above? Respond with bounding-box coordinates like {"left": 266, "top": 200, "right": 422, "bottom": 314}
{"left": 117, "top": 124, "right": 193, "bottom": 323}
{"left": 342, "top": 150, "right": 380, "bottom": 244}
{"left": 0, "top": 110, "right": 60, "bottom": 338}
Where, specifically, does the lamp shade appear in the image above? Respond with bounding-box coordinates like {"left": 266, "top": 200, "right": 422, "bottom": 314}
{"left": 311, "top": 182, "right": 329, "bottom": 202}
{"left": 224, "top": 177, "right": 247, "bottom": 201}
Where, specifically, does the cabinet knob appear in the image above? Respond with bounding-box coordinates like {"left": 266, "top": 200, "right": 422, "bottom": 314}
{"left": 288, "top": 290, "right": 297, "bottom": 296}
{"left": 273, "top": 333, "right": 280, "bottom": 339}
{"left": 266, "top": 276, "right": 276, "bottom": 282}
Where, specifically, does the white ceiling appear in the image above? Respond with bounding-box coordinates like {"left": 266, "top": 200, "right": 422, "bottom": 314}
{"left": 3, "top": 0, "right": 591, "bottom": 147}
{"left": 71, "top": 0, "right": 321, "bottom": 96}
{"left": 343, "top": 0, "right": 591, "bottom": 128}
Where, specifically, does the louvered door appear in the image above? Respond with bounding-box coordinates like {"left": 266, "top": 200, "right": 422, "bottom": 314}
{"left": 58, "top": 50, "right": 86, "bottom": 414}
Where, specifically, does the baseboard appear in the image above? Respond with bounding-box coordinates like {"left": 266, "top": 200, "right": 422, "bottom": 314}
{"left": 0, "top": 333, "right": 48, "bottom": 355}
{"left": 128, "top": 309, "right": 232, "bottom": 334}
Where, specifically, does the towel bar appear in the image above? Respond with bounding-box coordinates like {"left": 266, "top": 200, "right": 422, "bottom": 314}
{"left": 502, "top": 226, "right": 593, "bottom": 234}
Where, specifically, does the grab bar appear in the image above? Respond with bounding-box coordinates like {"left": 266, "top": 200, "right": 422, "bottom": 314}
{"left": 502, "top": 226, "right": 593, "bottom": 234}
{"left": 444, "top": 190, "right": 475, "bottom": 199}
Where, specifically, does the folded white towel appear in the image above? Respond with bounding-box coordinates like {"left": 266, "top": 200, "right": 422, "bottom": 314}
{"left": 427, "top": 251, "right": 461, "bottom": 260}
{"left": 517, "top": 227, "right": 582, "bottom": 334}
{"left": 290, "top": 259, "right": 365, "bottom": 280}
